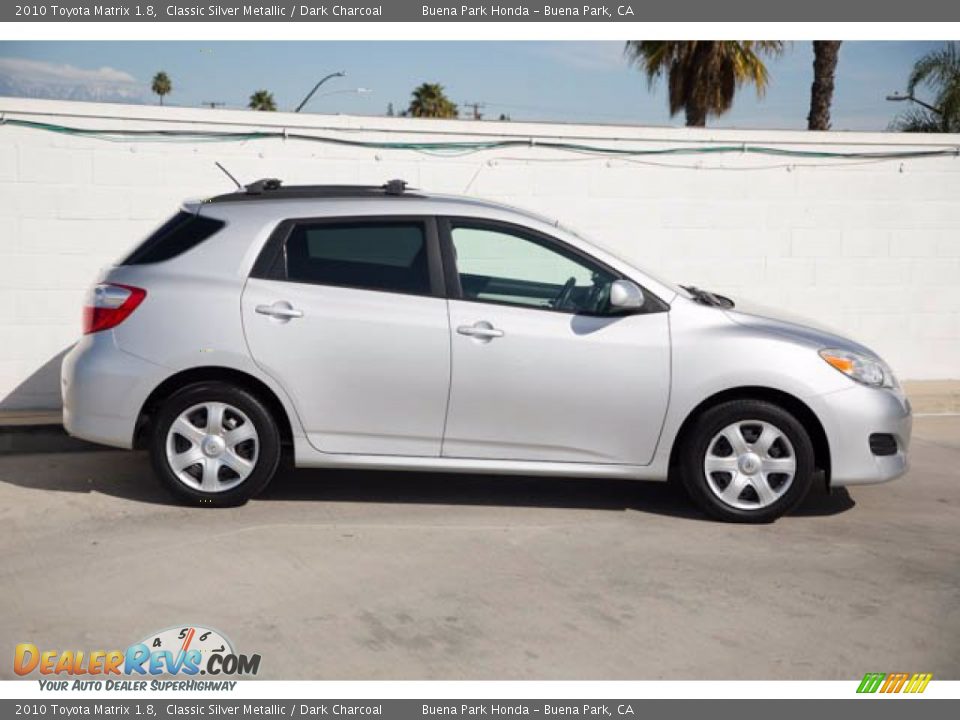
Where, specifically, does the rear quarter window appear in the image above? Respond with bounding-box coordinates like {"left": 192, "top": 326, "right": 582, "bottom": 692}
{"left": 283, "top": 222, "right": 431, "bottom": 295}
{"left": 121, "top": 211, "right": 225, "bottom": 265}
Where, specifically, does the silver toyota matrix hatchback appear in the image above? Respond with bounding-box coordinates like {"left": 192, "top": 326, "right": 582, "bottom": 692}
{"left": 62, "top": 179, "right": 912, "bottom": 522}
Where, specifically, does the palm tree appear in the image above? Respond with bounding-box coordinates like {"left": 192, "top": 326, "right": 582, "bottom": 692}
{"left": 248, "top": 90, "right": 277, "bottom": 112}
{"left": 807, "top": 41, "right": 842, "bottom": 130}
{"left": 624, "top": 41, "right": 784, "bottom": 127}
{"left": 408, "top": 83, "right": 458, "bottom": 119}
{"left": 890, "top": 42, "right": 960, "bottom": 133}
{"left": 151, "top": 72, "right": 172, "bottom": 106}
{"left": 890, "top": 108, "right": 943, "bottom": 133}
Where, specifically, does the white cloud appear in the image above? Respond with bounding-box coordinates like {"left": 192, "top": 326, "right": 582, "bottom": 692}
{"left": 0, "top": 56, "right": 142, "bottom": 102}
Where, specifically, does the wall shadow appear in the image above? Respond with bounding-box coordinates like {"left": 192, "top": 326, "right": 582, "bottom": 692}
{"left": 0, "top": 347, "right": 71, "bottom": 411}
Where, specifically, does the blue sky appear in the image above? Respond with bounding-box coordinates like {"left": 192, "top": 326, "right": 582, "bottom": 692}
{"left": 0, "top": 41, "right": 946, "bottom": 130}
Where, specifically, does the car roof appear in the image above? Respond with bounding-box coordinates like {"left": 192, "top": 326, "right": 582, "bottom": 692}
{"left": 199, "top": 178, "right": 560, "bottom": 227}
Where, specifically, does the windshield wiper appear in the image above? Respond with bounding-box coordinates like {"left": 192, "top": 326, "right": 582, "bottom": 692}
{"left": 681, "top": 285, "right": 734, "bottom": 309}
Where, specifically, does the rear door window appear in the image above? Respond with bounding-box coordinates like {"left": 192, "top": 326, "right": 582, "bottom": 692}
{"left": 122, "top": 211, "right": 225, "bottom": 265}
{"left": 284, "top": 222, "right": 431, "bottom": 296}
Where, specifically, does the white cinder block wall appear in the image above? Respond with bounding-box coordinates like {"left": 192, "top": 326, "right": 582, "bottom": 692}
{"left": 1, "top": 98, "right": 958, "bottom": 410}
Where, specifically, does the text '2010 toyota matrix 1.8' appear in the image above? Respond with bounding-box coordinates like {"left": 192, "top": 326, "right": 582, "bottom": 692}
{"left": 61, "top": 179, "right": 912, "bottom": 522}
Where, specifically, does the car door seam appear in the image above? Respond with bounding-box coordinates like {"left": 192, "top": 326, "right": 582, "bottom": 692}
{"left": 438, "top": 297, "right": 456, "bottom": 458}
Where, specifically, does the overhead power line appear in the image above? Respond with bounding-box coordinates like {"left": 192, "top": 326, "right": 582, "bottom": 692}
{"left": 2, "top": 117, "right": 959, "bottom": 163}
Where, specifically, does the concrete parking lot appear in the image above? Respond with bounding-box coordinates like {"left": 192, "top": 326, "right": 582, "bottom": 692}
{"left": 1, "top": 416, "right": 957, "bottom": 680}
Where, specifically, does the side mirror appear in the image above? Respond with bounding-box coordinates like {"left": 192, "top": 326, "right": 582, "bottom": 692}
{"left": 609, "top": 279, "right": 644, "bottom": 310}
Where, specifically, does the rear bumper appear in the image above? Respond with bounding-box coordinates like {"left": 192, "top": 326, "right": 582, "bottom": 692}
{"left": 809, "top": 383, "right": 912, "bottom": 486}
{"left": 61, "top": 334, "right": 165, "bottom": 449}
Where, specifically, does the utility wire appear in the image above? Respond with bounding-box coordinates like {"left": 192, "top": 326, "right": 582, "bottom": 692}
{"left": 4, "top": 117, "right": 960, "bottom": 163}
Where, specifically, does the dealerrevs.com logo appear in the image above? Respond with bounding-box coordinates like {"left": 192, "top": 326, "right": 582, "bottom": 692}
{"left": 14, "top": 625, "right": 261, "bottom": 688}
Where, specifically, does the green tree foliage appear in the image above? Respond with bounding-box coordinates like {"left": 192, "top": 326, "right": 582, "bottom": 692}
{"left": 248, "top": 90, "right": 277, "bottom": 112}
{"left": 624, "top": 41, "right": 784, "bottom": 127}
{"left": 151, "top": 71, "right": 172, "bottom": 106}
{"left": 890, "top": 42, "right": 960, "bottom": 133}
{"left": 408, "top": 83, "right": 458, "bottom": 119}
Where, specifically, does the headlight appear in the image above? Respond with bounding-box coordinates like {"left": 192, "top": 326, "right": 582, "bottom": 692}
{"left": 819, "top": 348, "right": 897, "bottom": 388}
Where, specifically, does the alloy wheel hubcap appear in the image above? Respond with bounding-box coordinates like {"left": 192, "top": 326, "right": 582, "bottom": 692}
{"left": 703, "top": 420, "right": 796, "bottom": 511}
{"left": 737, "top": 452, "right": 762, "bottom": 475}
{"left": 165, "top": 402, "right": 259, "bottom": 493}
{"left": 201, "top": 435, "right": 226, "bottom": 458}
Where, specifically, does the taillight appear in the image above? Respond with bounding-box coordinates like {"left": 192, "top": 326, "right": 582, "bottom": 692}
{"left": 82, "top": 283, "right": 146, "bottom": 335}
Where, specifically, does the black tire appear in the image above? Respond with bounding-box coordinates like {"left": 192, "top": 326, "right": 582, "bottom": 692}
{"left": 679, "top": 399, "right": 815, "bottom": 523}
{"left": 149, "top": 382, "right": 282, "bottom": 507}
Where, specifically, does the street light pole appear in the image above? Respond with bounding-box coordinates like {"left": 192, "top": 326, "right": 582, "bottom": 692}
{"left": 295, "top": 71, "right": 346, "bottom": 113}
{"left": 314, "top": 88, "right": 372, "bottom": 100}
{"left": 886, "top": 92, "right": 943, "bottom": 116}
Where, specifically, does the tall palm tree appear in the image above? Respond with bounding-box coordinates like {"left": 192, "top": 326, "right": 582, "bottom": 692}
{"left": 248, "top": 90, "right": 277, "bottom": 112}
{"left": 408, "top": 83, "right": 458, "bottom": 119}
{"left": 624, "top": 41, "right": 784, "bottom": 127}
{"left": 807, "top": 41, "right": 842, "bottom": 130}
{"left": 891, "top": 42, "right": 960, "bottom": 133}
{"left": 151, "top": 72, "right": 172, "bottom": 106}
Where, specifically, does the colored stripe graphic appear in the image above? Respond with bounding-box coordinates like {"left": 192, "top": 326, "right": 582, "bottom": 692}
{"left": 904, "top": 673, "right": 933, "bottom": 694}
{"left": 857, "top": 672, "right": 932, "bottom": 694}
{"left": 881, "top": 672, "right": 910, "bottom": 693}
{"left": 857, "top": 673, "right": 886, "bottom": 693}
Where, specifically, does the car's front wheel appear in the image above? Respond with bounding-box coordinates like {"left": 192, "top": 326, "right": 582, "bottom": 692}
{"left": 149, "top": 382, "right": 281, "bottom": 506}
{"left": 680, "top": 399, "right": 815, "bottom": 523}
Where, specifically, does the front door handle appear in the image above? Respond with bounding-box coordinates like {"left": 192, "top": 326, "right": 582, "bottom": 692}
{"left": 255, "top": 302, "right": 304, "bottom": 321}
{"left": 457, "top": 321, "right": 504, "bottom": 341}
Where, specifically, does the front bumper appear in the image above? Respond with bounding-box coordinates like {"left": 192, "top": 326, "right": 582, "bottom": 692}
{"left": 61, "top": 334, "right": 166, "bottom": 449}
{"left": 809, "top": 383, "right": 912, "bottom": 486}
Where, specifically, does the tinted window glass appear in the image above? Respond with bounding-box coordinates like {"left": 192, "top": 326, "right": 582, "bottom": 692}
{"left": 451, "top": 224, "right": 617, "bottom": 314}
{"left": 285, "top": 222, "right": 430, "bottom": 295}
{"left": 122, "top": 212, "right": 225, "bottom": 265}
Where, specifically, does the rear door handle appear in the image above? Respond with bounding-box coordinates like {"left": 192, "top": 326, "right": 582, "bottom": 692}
{"left": 255, "top": 302, "right": 303, "bottom": 320}
{"left": 457, "top": 321, "right": 504, "bottom": 340}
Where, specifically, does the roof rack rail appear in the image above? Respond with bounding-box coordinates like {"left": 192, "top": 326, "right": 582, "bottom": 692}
{"left": 244, "top": 178, "right": 283, "bottom": 195}
{"left": 204, "top": 179, "right": 420, "bottom": 204}
{"left": 383, "top": 179, "right": 407, "bottom": 196}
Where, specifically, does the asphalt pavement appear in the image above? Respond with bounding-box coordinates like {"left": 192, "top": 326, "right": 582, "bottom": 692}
{"left": 1, "top": 416, "right": 957, "bottom": 680}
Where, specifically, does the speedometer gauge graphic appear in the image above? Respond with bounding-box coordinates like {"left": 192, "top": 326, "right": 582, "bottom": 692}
{"left": 139, "top": 625, "right": 234, "bottom": 673}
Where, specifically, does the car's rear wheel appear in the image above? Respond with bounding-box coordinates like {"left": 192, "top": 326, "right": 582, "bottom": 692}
{"left": 150, "top": 382, "right": 281, "bottom": 506}
{"left": 680, "top": 399, "right": 815, "bottom": 523}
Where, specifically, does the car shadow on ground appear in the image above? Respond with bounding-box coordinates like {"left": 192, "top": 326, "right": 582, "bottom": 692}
{"left": 0, "top": 449, "right": 855, "bottom": 520}
{"left": 263, "top": 465, "right": 708, "bottom": 519}
{"left": 260, "top": 465, "right": 855, "bottom": 520}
